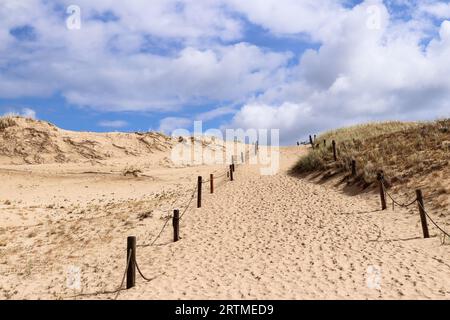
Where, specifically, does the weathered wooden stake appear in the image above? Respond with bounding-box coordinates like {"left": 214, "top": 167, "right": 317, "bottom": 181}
{"left": 173, "top": 209, "right": 180, "bottom": 242}
{"left": 314, "top": 134, "right": 317, "bottom": 143}
{"left": 377, "top": 171, "right": 387, "bottom": 210}
{"left": 351, "top": 160, "right": 356, "bottom": 176}
{"left": 324, "top": 140, "right": 326, "bottom": 147}
{"left": 126, "top": 236, "right": 136, "bottom": 289}
{"left": 197, "top": 176, "right": 202, "bottom": 208}
{"left": 229, "top": 165, "right": 234, "bottom": 181}
{"left": 309, "top": 135, "right": 314, "bottom": 149}
{"left": 332, "top": 140, "right": 337, "bottom": 161}
{"left": 210, "top": 174, "right": 214, "bottom": 194}
{"left": 241, "top": 152, "right": 244, "bottom": 163}
{"left": 416, "top": 190, "right": 430, "bottom": 239}
{"left": 232, "top": 163, "right": 235, "bottom": 172}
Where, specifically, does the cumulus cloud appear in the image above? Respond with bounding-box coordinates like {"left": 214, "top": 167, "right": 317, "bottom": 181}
{"left": 1, "top": 0, "right": 450, "bottom": 144}
{"left": 225, "top": 0, "right": 346, "bottom": 41}
{"left": 228, "top": 1, "right": 450, "bottom": 144}
{"left": 158, "top": 117, "right": 191, "bottom": 134}
{"left": 0, "top": 1, "right": 289, "bottom": 111}
{"left": 419, "top": 1, "right": 450, "bottom": 19}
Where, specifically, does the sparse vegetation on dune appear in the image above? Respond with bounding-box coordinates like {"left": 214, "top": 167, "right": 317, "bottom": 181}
{"left": 292, "top": 119, "right": 450, "bottom": 212}
{"left": 0, "top": 116, "right": 174, "bottom": 165}
{"left": 319, "top": 121, "right": 420, "bottom": 144}
{"left": 0, "top": 116, "right": 18, "bottom": 130}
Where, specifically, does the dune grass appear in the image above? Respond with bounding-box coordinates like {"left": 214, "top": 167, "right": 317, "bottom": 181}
{"left": 319, "top": 121, "right": 420, "bottom": 144}
{"left": 0, "top": 116, "right": 17, "bottom": 131}
{"left": 293, "top": 119, "right": 450, "bottom": 186}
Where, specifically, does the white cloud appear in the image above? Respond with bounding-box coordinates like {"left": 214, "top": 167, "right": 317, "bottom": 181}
{"left": 225, "top": 0, "right": 346, "bottom": 41}
{"left": 98, "top": 120, "right": 128, "bottom": 128}
{"left": 229, "top": 1, "right": 450, "bottom": 144}
{"left": 3, "top": 107, "right": 37, "bottom": 119}
{"left": 0, "top": 1, "right": 289, "bottom": 109}
{"left": 419, "top": 1, "right": 450, "bottom": 19}
{"left": 195, "top": 106, "right": 236, "bottom": 121}
{"left": 1, "top": 0, "right": 450, "bottom": 145}
{"left": 230, "top": 102, "right": 314, "bottom": 142}
{"left": 158, "top": 117, "right": 191, "bottom": 134}
{"left": 59, "top": 0, "right": 244, "bottom": 42}
{"left": 21, "top": 108, "right": 36, "bottom": 119}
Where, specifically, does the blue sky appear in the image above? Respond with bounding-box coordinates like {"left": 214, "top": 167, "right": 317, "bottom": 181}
{"left": 1, "top": 0, "right": 450, "bottom": 144}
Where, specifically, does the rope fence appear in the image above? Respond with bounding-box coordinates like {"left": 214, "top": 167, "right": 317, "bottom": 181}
{"left": 311, "top": 132, "right": 450, "bottom": 243}
{"left": 114, "top": 248, "right": 133, "bottom": 300}
{"left": 69, "top": 138, "right": 447, "bottom": 299}
{"left": 382, "top": 182, "right": 418, "bottom": 208}
{"left": 77, "top": 144, "right": 255, "bottom": 299}
{"left": 417, "top": 199, "right": 450, "bottom": 240}
{"left": 378, "top": 171, "right": 450, "bottom": 242}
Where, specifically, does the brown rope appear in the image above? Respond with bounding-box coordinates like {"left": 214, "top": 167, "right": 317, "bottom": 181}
{"left": 417, "top": 200, "right": 450, "bottom": 239}
{"left": 114, "top": 249, "right": 132, "bottom": 300}
{"left": 381, "top": 181, "right": 418, "bottom": 208}
{"left": 135, "top": 256, "right": 159, "bottom": 282}
{"left": 179, "top": 184, "right": 198, "bottom": 220}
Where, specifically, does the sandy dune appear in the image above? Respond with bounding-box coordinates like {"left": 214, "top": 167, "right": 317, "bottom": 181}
{"left": 0, "top": 121, "right": 449, "bottom": 299}
{"left": 115, "top": 147, "right": 450, "bottom": 300}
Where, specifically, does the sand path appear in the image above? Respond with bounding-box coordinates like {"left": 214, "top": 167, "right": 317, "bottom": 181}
{"left": 114, "top": 147, "right": 450, "bottom": 300}
{"left": 2, "top": 146, "right": 449, "bottom": 299}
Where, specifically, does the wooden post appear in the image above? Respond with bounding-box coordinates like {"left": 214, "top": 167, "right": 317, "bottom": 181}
{"left": 309, "top": 135, "right": 314, "bottom": 149}
{"left": 126, "top": 236, "right": 136, "bottom": 289}
{"left": 173, "top": 209, "right": 180, "bottom": 242}
{"left": 377, "top": 172, "right": 387, "bottom": 210}
{"left": 210, "top": 174, "right": 214, "bottom": 194}
{"left": 241, "top": 152, "right": 244, "bottom": 163}
{"left": 332, "top": 140, "right": 337, "bottom": 161}
{"left": 324, "top": 140, "right": 326, "bottom": 147}
{"left": 232, "top": 163, "right": 235, "bottom": 172}
{"left": 351, "top": 160, "right": 356, "bottom": 176}
{"left": 314, "top": 134, "right": 317, "bottom": 143}
{"left": 197, "top": 176, "right": 202, "bottom": 208}
{"left": 416, "top": 190, "right": 430, "bottom": 239}
{"left": 229, "top": 165, "right": 234, "bottom": 181}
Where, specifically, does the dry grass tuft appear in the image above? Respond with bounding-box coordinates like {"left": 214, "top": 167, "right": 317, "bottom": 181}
{"left": 292, "top": 119, "right": 450, "bottom": 211}
{"left": 0, "top": 116, "right": 17, "bottom": 131}
{"left": 122, "top": 166, "right": 142, "bottom": 177}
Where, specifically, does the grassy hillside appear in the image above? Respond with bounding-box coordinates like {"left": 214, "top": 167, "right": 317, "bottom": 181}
{"left": 292, "top": 119, "right": 450, "bottom": 212}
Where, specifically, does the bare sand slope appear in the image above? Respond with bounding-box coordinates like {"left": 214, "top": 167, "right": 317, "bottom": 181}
{"left": 1, "top": 146, "right": 449, "bottom": 299}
